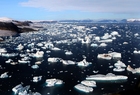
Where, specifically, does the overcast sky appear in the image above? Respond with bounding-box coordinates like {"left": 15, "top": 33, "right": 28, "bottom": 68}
{"left": 0, "top": 0, "right": 140, "bottom": 20}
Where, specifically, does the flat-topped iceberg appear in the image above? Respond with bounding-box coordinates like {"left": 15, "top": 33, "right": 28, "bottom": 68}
{"left": 127, "top": 65, "right": 140, "bottom": 74}
{"left": 45, "top": 78, "right": 63, "bottom": 87}
{"left": 86, "top": 73, "right": 128, "bottom": 81}
{"left": 74, "top": 84, "right": 93, "bottom": 93}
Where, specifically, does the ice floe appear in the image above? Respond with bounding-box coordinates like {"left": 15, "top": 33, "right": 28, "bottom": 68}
{"left": 48, "top": 57, "right": 61, "bottom": 63}
{"left": 45, "top": 78, "right": 63, "bottom": 87}
{"left": 0, "top": 72, "right": 9, "bottom": 78}
{"left": 33, "top": 76, "right": 42, "bottom": 82}
{"left": 77, "top": 58, "right": 92, "bottom": 67}
{"left": 74, "top": 84, "right": 93, "bottom": 93}
{"left": 81, "top": 80, "right": 96, "bottom": 87}
{"left": 127, "top": 65, "right": 140, "bottom": 74}
{"left": 86, "top": 73, "right": 128, "bottom": 81}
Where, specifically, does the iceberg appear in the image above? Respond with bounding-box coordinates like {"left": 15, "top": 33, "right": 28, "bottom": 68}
{"left": 33, "top": 76, "right": 42, "bottom": 82}
{"left": 61, "top": 60, "right": 76, "bottom": 65}
{"left": 32, "top": 51, "right": 44, "bottom": 58}
{"left": 65, "top": 51, "right": 73, "bottom": 55}
{"left": 12, "top": 84, "right": 30, "bottom": 94}
{"left": 45, "top": 78, "right": 63, "bottom": 87}
{"left": 31, "top": 65, "right": 39, "bottom": 69}
{"left": 113, "top": 66, "right": 125, "bottom": 72}
{"left": 0, "top": 72, "right": 9, "bottom": 78}
{"left": 114, "top": 60, "right": 126, "bottom": 67}
{"left": 99, "top": 43, "right": 107, "bottom": 47}
{"left": 74, "top": 84, "right": 93, "bottom": 93}
{"left": 48, "top": 57, "right": 61, "bottom": 63}
{"left": 90, "top": 43, "right": 98, "bottom": 47}
{"left": 77, "top": 59, "right": 92, "bottom": 67}
{"left": 127, "top": 65, "right": 140, "bottom": 74}
{"left": 81, "top": 80, "right": 96, "bottom": 87}
{"left": 86, "top": 73, "right": 128, "bottom": 81}
{"left": 133, "top": 50, "right": 140, "bottom": 54}
{"left": 16, "top": 44, "right": 24, "bottom": 50}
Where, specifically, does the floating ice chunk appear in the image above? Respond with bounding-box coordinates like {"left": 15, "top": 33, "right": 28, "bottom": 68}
{"left": 0, "top": 48, "right": 7, "bottom": 53}
{"left": 113, "top": 66, "right": 125, "bottom": 72}
{"left": 110, "top": 52, "right": 121, "bottom": 59}
{"left": 127, "top": 65, "right": 140, "bottom": 74}
{"left": 134, "top": 33, "right": 139, "bottom": 37}
{"left": 99, "top": 43, "right": 107, "bottom": 47}
{"left": 31, "top": 65, "right": 39, "bottom": 69}
{"left": 86, "top": 73, "right": 128, "bottom": 81}
{"left": 32, "top": 51, "right": 44, "bottom": 58}
{"left": 97, "top": 54, "right": 112, "bottom": 60}
{"left": 98, "top": 39, "right": 113, "bottom": 43}
{"left": 0, "top": 72, "right": 9, "bottom": 78}
{"left": 123, "top": 42, "right": 128, "bottom": 45}
{"left": 65, "top": 51, "right": 73, "bottom": 55}
{"left": 81, "top": 37, "right": 91, "bottom": 44}
{"left": 111, "top": 31, "right": 119, "bottom": 36}
{"left": 51, "top": 47, "right": 61, "bottom": 51}
{"left": 5, "top": 59, "right": 13, "bottom": 63}
{"left": 81, "top": 80, "right": 96, "bottom": 87}
{"left": 133, "top": 50, "right": 140, "bottom": 54}
{"left": 101, "top": 33, "right": 112, "bottom": 40}
{"left": 12, "top": 84, "right": 30, "bottom": 94}
{"left": 18, "top": 60, "right": 30, "bottom": 64}
{"left": 77, "top": 59, "right": 92, "bottom": 67}
{"left": 74, "top": 84, "right": 93, "bottom": 93}
{"left": 16, "top": 44, "right": 24, "bottom": 50}
{"left": 48, "top": 57, "right": 61, "bottom": 63}
{"left": 61, "top": 60, "right": 76, "bottom": 65}
{"left": 90, "top": 43, "right": 98, "bottom": 47}
{"left": 1, "top": 53, "right": 18, "bottom": 57}
{"left": 114, "top": 60, "right": 126, "bottom": 67}
{"left": 94, "top": 36, "right": 100, "bottom": 41}
{"left": 45, "top": 78, "right": 63, "bottom": 87}
{"left": 33, "top": 76, "right": 42, "bottom": 82}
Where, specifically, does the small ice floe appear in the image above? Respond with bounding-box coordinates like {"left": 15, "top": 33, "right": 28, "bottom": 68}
{"left": 99, "top": 43, "right": 107, "bottom": 47}
{"left": 33, "top": 76, "right": 42, "bottom": 82}
{"left": 74, "top": 84, "right": 93, "bottom": 93}
{"left": 51, "top": 47, "right": 61, "bottom": 51}
{"left": 98, "top": 39, "right": 113, "bottom": 43}
{"left": 133, "top": 50, "right": 140, "bottom": 54}
{"left": 18, "top": 60, "right": 30, "bottom": 64}
{"left": 32, "top": 51, "right": 44, "bottom": 58}
{"left": 5, "top": 59, "right": 13, "bottom": 63}
{"left": 15, "top": 44, "right": 24, "bottom": 50}
{"left": 12, "top": 84, "right": 41, "bottom": 95}
{"left": 44, "top": 43, "right": 54, "bottom": 49}
{"left": 113, "top": 66, "right": 125, "bottom": 72}
{"left": 1, "top": 53, "right": 18, "bottom": 57}
{"left": 0, "top": 72, "right": 9, "bottom": 78}
{"left": 65, "top": 51, "right": 73, "bottom": 55}
{"left": 77, "top": 58, "right": 92, "bottom": 67}
{"left": 81, "top": 36, "right": 91, "bottom": 44}
{"left": 45, "top": 78, "right": 63, "bottom": 87}
{"left": 94, "top": 36, "right": 100, "bottom": 41}
{"left": 81, "top": 80, "right": 96, "bottom": 87}
{"left": 123, "top": 42, "right": 128, "bottom": 45}
{"left": 0, "top": 48, "right": 7, "bottom": 53}
{"left": 127, "top": 65, "right": 140, "bottom": 74}
{"left": 90, "top": 43, "right": 98, "bottom": 47}
{"left": 134, "top": 33, "right": 139, "bottom": 37}
{"left": 48, "top": 57, "right": 61, "bottom": 63}
{"left": 35, "top": 61, "right": 42, "bottom": 65}
{"left": 111, "top": 31, "right": 119, "bottom": 36}
{"left": 114, "top": 60, "right": 126, "bottom": 67}
{"left": 61, "top": 60, "right": 76, "bottom": 65}
{"left": 86, "top": 73, "right": 128, "bottom": 81}
{"left": 97, "top": 52, "right": 121, "bottom": 60}
{"left": 31, "top": 65, "right": 39, "bottom": 69}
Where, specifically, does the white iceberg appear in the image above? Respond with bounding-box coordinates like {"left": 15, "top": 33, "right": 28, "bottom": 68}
{"left": 65, "top": 51, "right": 73, "bottom": 55}
{"left": 113, "top": 66, "right": 125, "bottom": 72}
{"left": 0, "top": 72, "right": 9, "bottom": 78}
{"left": 61, "top": 60, "right": 76, "bottom": 65}
{"left": 86, "top": 73, "right": 128, "bottom": 81}
{"left": 12, "top": 84, "right": 30, "bottom": 94}
{"left": 31, "top": 65, "right": 39, "bottom": 69}
{"left": 90, "top": 43, "right": 98, "bottom": 47}
{"left": 81, "top": 80, "right": 96, "bottom": 87}
{"left": 16, "top": 44, "right": 24, "bottom": 50}
{"left": 99, "top": 43, "right": 107, "bottom": 47}
{"left": 133, "top": 50, "right": 140, "bottom": 54}
{"left": 33, "top": 76, "right": 42, "bottom": 82}
{"left": 74, "top": 84, "right": 93, "bottom": 93}
{"left": 32, "top": 51, "right": 44, "bottom": 58}
{"left": 77, "top": 59, "right": 92, "bottom": 67}
{"left": 114, "top": 60, "right": 126, "bottom": 67}
{"left": 45, "top": 78, "right": 63, "bottom": 87}
{"left": 48, "top": 57, "right": 61, "bottom": 63}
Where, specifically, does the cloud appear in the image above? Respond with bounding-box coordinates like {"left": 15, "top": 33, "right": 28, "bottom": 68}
{"left": 20, "top": 0, "right": 140, "bottom": 13}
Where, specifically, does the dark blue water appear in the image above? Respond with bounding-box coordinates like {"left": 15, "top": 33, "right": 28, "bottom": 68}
{"left": 0, "top": 23, "right": 140, "bottom": 95}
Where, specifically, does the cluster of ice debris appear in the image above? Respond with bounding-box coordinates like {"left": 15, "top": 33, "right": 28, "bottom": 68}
{"left": 0, "top": 23, "right": 140, "bottom": 94}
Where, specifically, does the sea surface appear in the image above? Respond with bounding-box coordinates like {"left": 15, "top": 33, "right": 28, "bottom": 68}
{"left": 0, "top": 23, "right": 140, "bottom": 95}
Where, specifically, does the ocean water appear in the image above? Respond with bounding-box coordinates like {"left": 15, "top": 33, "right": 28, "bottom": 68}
{"left": 0, "top": 23, "right": 140, "bottom": 95}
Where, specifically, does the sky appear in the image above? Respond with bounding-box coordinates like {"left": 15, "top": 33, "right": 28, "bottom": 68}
{"left": 0, "top": 0, "right": 140, "bottom": 20}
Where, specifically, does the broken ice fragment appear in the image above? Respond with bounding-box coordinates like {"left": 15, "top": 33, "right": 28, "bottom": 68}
{"left": 74, "top": 84, "right": 93, "bottom": 93}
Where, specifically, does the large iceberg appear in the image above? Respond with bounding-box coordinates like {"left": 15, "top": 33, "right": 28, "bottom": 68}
{"left": 86, "top": 73, "right": 128, "bottom": 81}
